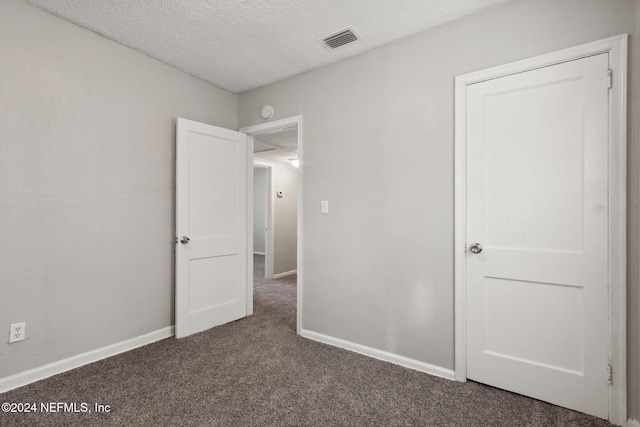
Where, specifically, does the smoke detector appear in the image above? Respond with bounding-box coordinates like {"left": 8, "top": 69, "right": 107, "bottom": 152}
{"left": 261, "top": 105, "right": 274, "bottom": 120}
{"left": 320, "top": 26, "right": 361, "bottom": 51}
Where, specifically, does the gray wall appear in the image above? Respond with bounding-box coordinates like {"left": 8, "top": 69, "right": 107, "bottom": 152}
{"left": 253, "top": 167, "right": 267, "bottom": 254}
{"left": 273, "top": 160, "right": 298, "bottom": 275}
{"left": 238, "top": 0, "right": 639, "bottom": 418}
{"left": 0, "top": 0, "right": 237, "bottom": 378}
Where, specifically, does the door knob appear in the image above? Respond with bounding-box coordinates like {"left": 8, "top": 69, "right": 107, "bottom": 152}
{"left": 469, "top": 243, "right": 483, "bottom": 254}
{"left": 180, "top": 236, "right": 190, "bottom": 244}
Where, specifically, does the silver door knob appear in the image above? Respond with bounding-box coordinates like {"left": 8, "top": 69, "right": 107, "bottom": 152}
{"left": 469, "top": 243, "right": 483, "bottom": 254}
{"left": 180, "top": 236, "right": 190, "bottom": 244}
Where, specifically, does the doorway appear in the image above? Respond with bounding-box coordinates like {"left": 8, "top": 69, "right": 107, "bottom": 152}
{"left": 241, "top": 116, "right": 303, "bottom": 334}
{"left": 252, "top": 161, "right": 274, "bottom": 279}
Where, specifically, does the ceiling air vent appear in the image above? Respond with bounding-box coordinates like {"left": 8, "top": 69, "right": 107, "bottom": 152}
{"left": 321, "top": 26, "right": 360, "bottom": 50}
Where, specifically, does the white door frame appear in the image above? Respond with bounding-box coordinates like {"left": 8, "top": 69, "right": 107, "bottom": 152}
{"left": 454, "top": 35, "right": 627, "bottom": 424}
{"left": 240, "top": 115, "right": 304, "bottom": 335}
{"left": 253, "top": 159, "right": 276, "bottom": 279}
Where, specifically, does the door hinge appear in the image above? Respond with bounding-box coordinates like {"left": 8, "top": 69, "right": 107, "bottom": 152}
{"left": 606, "top": 363, "right": 613, "bottom": 384}
{"left": 606, "top": 69, "right": 613, "bottom": 89}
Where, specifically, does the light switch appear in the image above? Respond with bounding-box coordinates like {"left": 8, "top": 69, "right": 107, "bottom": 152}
{"left": 321, "top": 200, "right": 329, "bottom": 214}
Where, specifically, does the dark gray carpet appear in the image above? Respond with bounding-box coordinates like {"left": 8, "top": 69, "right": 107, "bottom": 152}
{"left": 0, "top": 255, "right": 612, "bottom": 426}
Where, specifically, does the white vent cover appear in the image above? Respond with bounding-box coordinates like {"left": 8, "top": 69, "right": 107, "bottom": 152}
{"left": 320, "top": 26, "right": 360, "bottom": 50}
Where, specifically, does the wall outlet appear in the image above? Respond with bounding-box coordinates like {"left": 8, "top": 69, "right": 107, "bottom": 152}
{"left": 9, "top": 322, "right": 26, "bottom": 343}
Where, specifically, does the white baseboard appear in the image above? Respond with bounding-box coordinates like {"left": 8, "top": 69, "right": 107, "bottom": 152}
{"left": 0, "top": 326, "right": 174, "bottom": 393}
{"left": 273, "top": 269, "right": 297, "bottom": 279}
{"left": 253, "top": 251, "right": 265, "bottom": 255}
{"left": 301, "top": 329, "right": 456, "bottom": 380}
{"left": 628, "top": 418, "right": 640, "bottom": 427}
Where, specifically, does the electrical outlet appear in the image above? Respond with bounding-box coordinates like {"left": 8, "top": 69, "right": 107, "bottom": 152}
{"left": 9, "top": 322, "right": 26, "bottom": 343}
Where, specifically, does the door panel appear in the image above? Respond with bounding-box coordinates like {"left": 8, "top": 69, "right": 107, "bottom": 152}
{"left": 482, "top": 77, "right": 585, "bottom": 252}
{"left": 189, "top": 133, "right": 240, "bottom": 237}
{"left": 466, "top": 53, "right": 609, "bottom": 418}
{"left": 176, "top": 118, "right": 248, "bottom": 338}
{"left": 483, "top": 277, "right": 584, "bottom": 373}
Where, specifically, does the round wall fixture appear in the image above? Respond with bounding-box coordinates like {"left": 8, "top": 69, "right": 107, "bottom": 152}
{"left": 261, "top": 105, "right": 274, "bottom": 120}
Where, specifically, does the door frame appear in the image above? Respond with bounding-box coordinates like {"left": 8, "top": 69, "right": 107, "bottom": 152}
{"left": 253, "top": 159, "right": 276, "bottom": 279}
{"left": 240, "top": 115, "right": 304, "bottom": 335}
{"left": 453, "top": 35, "right": 627, "bottom": 424}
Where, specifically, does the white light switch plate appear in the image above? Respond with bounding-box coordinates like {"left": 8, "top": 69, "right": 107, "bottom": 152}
{"left": 321, "top": 200, "right": 329, "bottom": 214}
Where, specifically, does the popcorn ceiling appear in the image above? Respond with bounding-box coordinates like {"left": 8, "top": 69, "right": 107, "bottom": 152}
{"left": 19, "top": 0, "right": 513, "bottom": 94}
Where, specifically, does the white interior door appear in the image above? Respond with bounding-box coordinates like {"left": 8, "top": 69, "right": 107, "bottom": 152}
{"left": 176, "top": 118, "right": 249, "bottom": 338}
{"left": 466, "top": 53, "right": 610, "bottom": 418}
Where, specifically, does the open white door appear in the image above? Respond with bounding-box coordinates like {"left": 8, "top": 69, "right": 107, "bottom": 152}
{"left": 176, "top": 118, "right": 249, "bottom": 338}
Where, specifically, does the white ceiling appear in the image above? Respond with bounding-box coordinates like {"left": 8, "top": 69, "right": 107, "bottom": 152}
{"left": 19, "top": 0, "right": 513, "bottom": 94}
{"left": 254, "top": 129, "right": 298, "bottom": 163}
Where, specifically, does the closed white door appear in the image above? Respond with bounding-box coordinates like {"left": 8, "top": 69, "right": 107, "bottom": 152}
{"left": 176, "top": 118, "right": 249, "bottom": 338}
{"left": 466, "top": 53, "right": 609, "bottom": 418}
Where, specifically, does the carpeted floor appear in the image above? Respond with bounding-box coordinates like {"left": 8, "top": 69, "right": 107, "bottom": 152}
{"left": 0, "top": 255, "right": 612, "bottom": 426}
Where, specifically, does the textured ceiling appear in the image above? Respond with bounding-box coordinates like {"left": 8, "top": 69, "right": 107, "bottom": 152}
{"left": 19, "top": 0, "right": 513, "bottom": 93}
{"left": 254, "top": 129, "right": 298, "bottom": 163}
